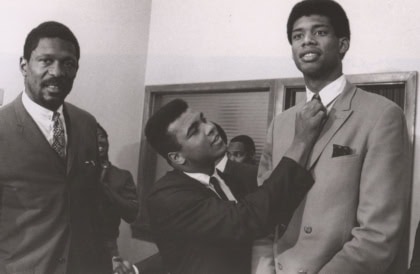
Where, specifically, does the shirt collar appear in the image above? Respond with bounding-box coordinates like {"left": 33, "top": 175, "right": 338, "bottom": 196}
{"left": 305, "top": 75, "right": 346, "bottom": 107}
{"left": 215, "top": 154, "right": 228, "bottom": 172}
{"left": 184, "top": 168, "right": 222, "bottom": 186}
{"left": 22, "top": 90, "right": 64, "bottom": 120}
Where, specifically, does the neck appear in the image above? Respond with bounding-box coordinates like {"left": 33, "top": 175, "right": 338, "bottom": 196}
{"left": 303, "top": 68, "right": 343, "bottom": 93}
{"left": 179, "top": 163, "right": 214, "bottom": 175}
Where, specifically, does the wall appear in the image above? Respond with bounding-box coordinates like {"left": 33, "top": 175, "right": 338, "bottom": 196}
{"left": 146, "top": 0, "right": 420, "bottom": 262}
{"left": 0, "top": 0, "right": 155, "bottom": 263}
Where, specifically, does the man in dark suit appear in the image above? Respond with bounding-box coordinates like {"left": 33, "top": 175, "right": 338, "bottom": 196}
{"left": 0, "top": 21, "right": 112, "bottom": 274}
{"left": 144, "top": 98, "right": 325, "bottom": 274}
{"left": 213, "top": 122, "right": 258, "bottom": 195}
{"left": 96, "top": 123, "right": 139, "bottom": 274}
{"left": 228, "top": 135, "right": 257, "bottom": 165}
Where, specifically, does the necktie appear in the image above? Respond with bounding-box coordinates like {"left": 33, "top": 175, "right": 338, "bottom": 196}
{"left": 52, "top": 112, "right": 66, "bottom": 159}
{"left": 312, "top": 93, "right": 322, "bottom": 103}
{"left": 209, "top": 176, "right": 229, "bottom": 201}
{"left": 312, "top": 93, "right": 328, "bottom": 114}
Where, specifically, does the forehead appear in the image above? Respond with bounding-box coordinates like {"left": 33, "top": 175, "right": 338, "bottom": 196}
{"left": 228, "top": 141, "right": 246, "bottom": 151}
{"left": 292, "top": 14, "right": 332, "bottom": 30}
{"left": 167, "top": 108, "right": 199, "bottom": 136}
{"left": 30, "top": 37, "right": 78, "bottom": 59}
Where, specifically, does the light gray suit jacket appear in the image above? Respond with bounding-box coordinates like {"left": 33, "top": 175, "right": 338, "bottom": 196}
{"left": 252, "top": 82, "right": 411, "bottom": 274}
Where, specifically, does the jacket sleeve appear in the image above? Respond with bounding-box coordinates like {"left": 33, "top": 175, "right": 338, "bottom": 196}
{"left": 319, "top": 104, "right": 411, "bottom": 273}
{"left": 148, "top": 157, "right": 313, "bottom": 244}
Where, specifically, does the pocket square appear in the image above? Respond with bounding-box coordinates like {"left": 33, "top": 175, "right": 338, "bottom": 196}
{"left": 332, "top": 144, "right": 352, "bottom": 158}
{"left": 84, "top": 160, "right": 97, "bottom": 167}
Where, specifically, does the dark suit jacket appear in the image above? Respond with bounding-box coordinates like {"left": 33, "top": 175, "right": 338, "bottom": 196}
{"left": 147, "top": 157, "right": 313, "bottom": 274}
{"left": 408, "top": 221, "right": 420, "bottom": 273}
{"left": 223, "top": 159, "right": 258, "bottom": 196}
{"left": 100, "top": 165, "right": 138, "bottom": 256}
{"left": 0, "top": 94, "right": 112, "bottom": 274}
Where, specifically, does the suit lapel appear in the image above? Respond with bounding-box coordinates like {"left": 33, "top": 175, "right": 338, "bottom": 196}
{"left": 307, "top": 82, "right": 356, "bottom": 169}
{"left": 13, "top": 94, "right": 65, "bottom": 169}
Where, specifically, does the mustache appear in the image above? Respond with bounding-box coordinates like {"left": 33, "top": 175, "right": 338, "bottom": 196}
{"left": 41, "top": 77, "right": 68, "bottom": 87}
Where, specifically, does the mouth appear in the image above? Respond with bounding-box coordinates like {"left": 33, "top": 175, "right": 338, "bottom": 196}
{"left": 300, "top": 51, "right": 321, "bottom": 62}
{"left": 45, "top": 85, "right": 62, "bottom": 92}
{"left": 42, "top": 79, "right": 67, "bottom": 93}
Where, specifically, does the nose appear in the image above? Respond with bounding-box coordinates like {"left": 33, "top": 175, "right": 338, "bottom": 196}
{"left": 302, "top": 32, "right": 316, "bottom": 46}
{"left": 48, "top": 61, "right": 65, "bottom": 77}
{"left": 205, "top": 122, "right": 216, "bottom": 136}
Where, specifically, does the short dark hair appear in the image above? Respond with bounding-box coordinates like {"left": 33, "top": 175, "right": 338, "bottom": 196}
{"left": 145, "top": 99, "right": 188, "bottom": 159}
{"left": 230, "top": 135, "right": 255, "bottom": 154}
{"left": 287, "top": 0, "right": 350, "bottom": 44}
{"left": 212, "top": 122, "right": 228, "bottom": 144}
{"left": 23, "top": 21, "right": 80, "bottom": 60}
{"left": 97, "top": 123, "right": 108, "bottom": 137}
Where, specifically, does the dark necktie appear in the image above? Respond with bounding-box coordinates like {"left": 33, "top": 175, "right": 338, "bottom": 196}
{"left": 312, "top": 93, "right": 328, "bottom": 114}
{"left": 52, "top": 112, "right": 66, "bottom": 159}
{"left": 209, "top": 176, "right": 229, "bottom": 201}
{"left": 312, "top": 93, "right": 322, "bottom": 103}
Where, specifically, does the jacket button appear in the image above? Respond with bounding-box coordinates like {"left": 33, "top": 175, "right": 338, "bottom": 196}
{"left": 277, "top": 262, "right": 283, "bottom": 270}
{"left": 279, "top": 223, "right": 287, "bottom": 231}
{"left": 304, "top": 225, "right": 312, "bottom": 234}
{"left": 58, "top": 257, "right": 66, "bottom": 264}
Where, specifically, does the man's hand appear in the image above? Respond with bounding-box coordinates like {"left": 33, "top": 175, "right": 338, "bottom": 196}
{"left": 284, "top": 99, "right": 326, "bottom": 167}
{"left": 112, "top": 257, "right": 137, "bottom": 274}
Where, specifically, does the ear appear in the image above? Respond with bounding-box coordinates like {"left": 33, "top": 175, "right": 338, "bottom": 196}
{"left": 167, "top": 151, "right": 186, "bottom": 165}
{"left": 20, "top": 57, "right": 28, "bottom": 76}
{"left": 338, "top": 37, "right": 350, "bottom": 56}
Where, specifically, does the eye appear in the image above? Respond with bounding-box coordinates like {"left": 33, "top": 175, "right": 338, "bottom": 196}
{"left": 314, "top": 30, "right": 328, "bottom": 36}
{"left": 292, "top": 33, "right": 303, "bottom": 41}
{"left": 63, "top": 60, "right": 77, "bottom": 69}
{"left": 39, "top": 58, "right": 53, "bottom": 65}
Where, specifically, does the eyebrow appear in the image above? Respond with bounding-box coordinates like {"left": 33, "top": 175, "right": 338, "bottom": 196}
{"left": 292, "top": 23, "right": 330, "bottom": 32}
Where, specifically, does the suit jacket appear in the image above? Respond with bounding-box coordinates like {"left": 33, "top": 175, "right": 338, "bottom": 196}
{"left": 252, "top": 82, "right": 411, "bottom": 274}
{"left": 100, "top": 164, "right": 138, "bottom": 256}
{"left": 408, "top": 221, "right": 420, "bottom": 273}
{"left": 0, "top": 94, "right": 112, "bottom": 274}
{"left": 223, "top": 159, "right": 258, "bottom": 196}
{"left": 147, "top": 157, "right": 313, "bottom": 274}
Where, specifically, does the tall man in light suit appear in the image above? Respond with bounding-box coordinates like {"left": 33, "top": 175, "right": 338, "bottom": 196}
{"left": 0, "top": 22, "right": 112, "bottom": 274}
{"left": 252, "top": 1, "right": 411, "bottom": 273}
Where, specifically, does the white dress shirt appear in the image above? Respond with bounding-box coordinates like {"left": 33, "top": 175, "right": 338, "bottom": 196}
{"left": 215, "top": 154, "right": 228, "bottom": 173}
{"left": 305, "top": 74, "right": 347, "bottom": 113}
{"left": 184, "top": 167, "right": 237, "bottom": 202}
{"left": 22, "top": 91, "right": 68, "bottom": 148}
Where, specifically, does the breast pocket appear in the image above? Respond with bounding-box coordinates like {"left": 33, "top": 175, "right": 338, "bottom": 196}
{"left": 316, "top": 154, "right": 362, "bottom": 182}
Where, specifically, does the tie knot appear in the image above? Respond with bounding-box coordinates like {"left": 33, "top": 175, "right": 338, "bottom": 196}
{"left": 52, "top": 112, "right": 60, "bottom": 121}
{"left": 312, "top": 93, "right": 321, "bottom": 102}
{"left": 209, "top": 176, "right": 220, "bottom": 186}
